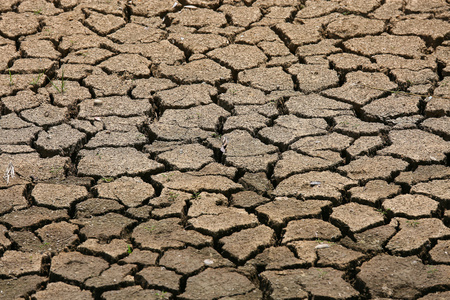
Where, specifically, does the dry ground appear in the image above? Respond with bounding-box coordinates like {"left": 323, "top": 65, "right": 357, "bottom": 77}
{"left": 0, "top": 0, "right": 450, "bottom": 299}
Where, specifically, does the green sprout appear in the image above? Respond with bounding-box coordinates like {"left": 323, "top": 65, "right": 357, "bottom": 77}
{"left": 191, "top": 192, "right": 201, "bottom": 199}
{"left": 376, "top": 208, "right": 391, "bottom": 215}
{"left": 162, "top": 174, "right": 172, "bottom": 182}
{"left": 8, "top": 69, "right": 14, "bottom": 86}
{"left": 33, "top": 8, "right": 42, "bottom": 15}
{"left": 155, "top": 291, "right": 168, "bottom": 299}
{"left": 427, "top": 266, "right": 438, "bottom": 275}
{"left": 127, "top": 245, "right": 133, "bottom": 254}
{"left": 50, "top": 69, "right": 66, "bottom": 93}
{"left": 168, "top": 191, "right": 179, "bottom": 201}
{"left": 406, "top": 220, "right": 420, "bottom": 228}
{"left": 317, "top": 268, "right": 328, "bottom": 278}
{"left": 30, "top": 70, "right": 45, "bottom": 86}
{"left": 39, "top": 242, "right": 50, "bottom": 249}
{"left": 49, "top": 166, "right": 63, "bottom": 173}
{"left": 144, "top": 225, "right": 156, "bottom": 232}
{"left": 100, "top": 177, "right": 114, "bottom": 183}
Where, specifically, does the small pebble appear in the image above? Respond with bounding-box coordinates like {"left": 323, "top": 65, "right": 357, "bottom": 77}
{"left": 315, "top": 244, "right": 330, "bottom": 249}
{"left": 94, "top": 99, "right": 103, "bottom": 106}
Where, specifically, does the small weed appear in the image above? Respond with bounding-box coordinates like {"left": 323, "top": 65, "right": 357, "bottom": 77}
{"left": 229, "top": 89, "right": 237, "bottom": 95}
{"left": 96, "top": 152, "right": 102, "bottom": 159}
{"left": 162, "top": 174, "right": 173, "bottom": 182}
{"left": 50, "top": 69, "right": 66, "bottom": 93}
{"left": 8, "top": 69, "right": 14, "bottom": 86}
{"left": 427, "top": 266, "right": 438, "bottom": 275}
{"left": 316, "top": 239, "right": 334, "bottom": 245}
{"left": 33, "top": 8, "right": 42, "bottom": 15}
{"left": 30, "top": 70, "right": 45, "bottom": 86}
{"left": 406, "top": 220, "right": 420, "bottom": 227}
{"left": 376, "top": 208, "right": 390, "bottom": 215}
{"left": 317, "top": 269, "right": 328, "bottom": 278}
{"left": 39, "top": 242, "right": 50, "bottom": 249}
{"left": 49, "top": 166, "right": 63, "bottom": 173}
{"left": 136, "top": 133, "right": 146, "bottom": 140}
{"left": 191, "top": 192, "right": 201, "bottom": 199}
{"left": 127, "top": 244, "right": 133, "bottom": 254}
{"left": 168, "top": 191, "right": 179, "bottom": 201}
{"left": 144, "top": 225, "right": 156, "bottom": 232}
{"left": 155, "top": 291, "right": 168, "bottom": 299}
{"left": 43, "top": 28, "right": 52, "bottom": 36}
{"left": 100, "top": 177, "right": 114, "bottom": 183}
{"left": 342, "top": 11, "right": 351, "bottom": 15}
{"left": 211, "top": 133, "right": 222, "bottom": 139}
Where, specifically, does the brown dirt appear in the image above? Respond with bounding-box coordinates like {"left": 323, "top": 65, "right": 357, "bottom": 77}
{"left": 0, "top": 0, "right": 450, "bottom": 299}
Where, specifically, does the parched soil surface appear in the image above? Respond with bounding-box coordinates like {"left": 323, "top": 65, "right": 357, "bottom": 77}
{"left": 1, "top": 0, "right": 450, "bottom": 299}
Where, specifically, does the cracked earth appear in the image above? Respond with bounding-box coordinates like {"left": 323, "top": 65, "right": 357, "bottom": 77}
{"left": 1, "top": 0, "right": 450, "bottom": 299}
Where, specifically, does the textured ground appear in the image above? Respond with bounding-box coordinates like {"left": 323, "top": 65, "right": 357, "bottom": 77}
{"left": 1, "top": 0, "right": 450, "bottom": 299}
